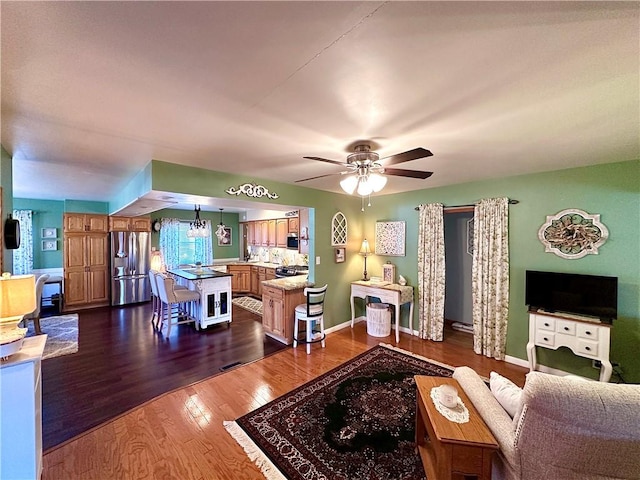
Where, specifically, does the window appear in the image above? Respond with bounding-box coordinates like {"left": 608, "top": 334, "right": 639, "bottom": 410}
{"left": 178, "top": 221, "right": 197, "bottom": 265}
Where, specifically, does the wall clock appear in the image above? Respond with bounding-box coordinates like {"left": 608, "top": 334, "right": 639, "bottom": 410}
{"left": 538, "top": 209, "right": 608, "bottom": 259}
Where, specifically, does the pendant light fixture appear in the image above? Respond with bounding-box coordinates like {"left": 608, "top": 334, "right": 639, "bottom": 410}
{"left": 187, "top": 205, "right": 210, "bottom": 238}
{"left": 215, "top": 208, "right": 227, "bottom": 242}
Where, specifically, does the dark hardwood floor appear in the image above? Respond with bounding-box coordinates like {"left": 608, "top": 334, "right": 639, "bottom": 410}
{"left": 41, "top": 302, "right": 285, "bottom": 452}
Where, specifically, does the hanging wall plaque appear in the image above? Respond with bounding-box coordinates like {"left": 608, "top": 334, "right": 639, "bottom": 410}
{"left": 538, "top": 208, "right": 609, "bottom": 259}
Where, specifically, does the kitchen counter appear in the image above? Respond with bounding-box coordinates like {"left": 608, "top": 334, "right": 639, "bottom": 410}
{"left": 262, "top": 275, "right": 313, "bottom": 291}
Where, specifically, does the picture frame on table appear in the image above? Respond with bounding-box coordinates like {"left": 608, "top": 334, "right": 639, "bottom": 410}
{"left": 217, "top": 226, "right": 232, "bottom": 246}
{"left": 42, "top": 227, "right": 57, "bottom": 238}
{"left": 335, "top": 247, "right": 345, "bottom": 263}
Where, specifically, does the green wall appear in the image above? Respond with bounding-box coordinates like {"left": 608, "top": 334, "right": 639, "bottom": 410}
{"left": 13, "top": 198, "right": 65, "bottom": 269}
{"left": 7, "top": 152, "right": 639, "bottom": 382}
{"left": 367, "top": 160, "right": 639, "bottom": 382}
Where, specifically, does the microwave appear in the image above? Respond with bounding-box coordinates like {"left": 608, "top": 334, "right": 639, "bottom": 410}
{"left": 287, "top": 234, "right": 299, "bottom": 249}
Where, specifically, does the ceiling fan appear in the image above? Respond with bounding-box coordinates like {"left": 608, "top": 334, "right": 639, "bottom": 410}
{"left": 296, "top": 144, "right": 434, "bottom": 196}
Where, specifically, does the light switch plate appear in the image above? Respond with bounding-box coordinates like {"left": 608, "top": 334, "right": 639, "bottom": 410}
{"left": 316, "top": 256, "right": 320, "bottom": 265}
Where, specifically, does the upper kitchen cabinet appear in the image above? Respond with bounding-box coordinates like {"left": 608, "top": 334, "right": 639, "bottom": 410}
{"left": 64, "top": 213, "right": 108, "bottom": 233}
{"left": 109, "top": 216, "right": 151, "bottom": 232}
{"left": 288, "top": 217, "right": 299, "bottom": 233}
{"left": 276, "top": 219, "right": 288, "bottom": 248}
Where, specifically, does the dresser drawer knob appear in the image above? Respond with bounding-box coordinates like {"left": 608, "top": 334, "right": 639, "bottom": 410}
{"left": 585, "top": 331, "right": 592, "bottom": 335}
{"left": 543, "top": 337, "right": 549, "bottom": 342}
{"left": 544, "top": 323, "right": 550, "bottom": 327}
{"left": 564, "top": 326, "right": 569, "bottom": 331}
{"left": 585, "top": 346, "right": 591, "bottom": 351}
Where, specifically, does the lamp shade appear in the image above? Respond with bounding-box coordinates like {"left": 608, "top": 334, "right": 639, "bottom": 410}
{"left": 0, "top": 274, "right": 36, "bottom": 320}
{"left": 359, "top": 239, "right": 371, "bottom": 256}
{"left": 150, "top": 249, "right": 164, "bottom": 271}
{"left": 368, "top": 173, "right": 387, "bottom": 192}
{"left": 340, "top": 175, "right": 358, "bottom": 194}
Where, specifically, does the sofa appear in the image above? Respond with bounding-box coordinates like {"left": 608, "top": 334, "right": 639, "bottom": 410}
{"left": 453, "top": 367, "right": 640, "bottom": 480}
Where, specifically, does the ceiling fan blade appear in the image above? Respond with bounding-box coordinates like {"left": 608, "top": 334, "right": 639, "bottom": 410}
{"left": 379, "top": 147, "right": 433, "bottom": 166}
{"left": 295, "top": 171, "right": 349, "bottom": 183}
{"left": 303, "top": 156, "right": 347, "bottom": 166}
{"left": 383, "top": 168, "right": 433, "bottom": 179}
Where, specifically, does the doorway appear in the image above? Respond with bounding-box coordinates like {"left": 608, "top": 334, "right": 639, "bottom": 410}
{"left": 444, "top": 210, "right": 474, "bottom": 333}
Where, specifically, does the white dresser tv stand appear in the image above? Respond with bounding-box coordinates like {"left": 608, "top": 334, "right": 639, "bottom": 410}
{"left": 526, "top": 310, "right": 612, "bottom": 382}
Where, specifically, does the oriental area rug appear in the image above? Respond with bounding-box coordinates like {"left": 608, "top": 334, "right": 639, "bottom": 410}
{"left": 225, "top": 344, "right": 454, "bottom": 480}
{"left": 25, "top": 314, "right": 78, "bottom": 360}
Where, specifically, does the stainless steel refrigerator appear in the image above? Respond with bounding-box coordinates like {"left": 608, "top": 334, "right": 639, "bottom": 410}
{"left": 110, "top": 231, "right": 151, "bottom": 306}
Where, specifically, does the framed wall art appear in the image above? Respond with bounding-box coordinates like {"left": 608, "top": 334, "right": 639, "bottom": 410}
{"left": 375, "top": 221, "right": 406, "bottom": 256}
{"left": 217, "top": 226, "right": 232, "bottom": 246}
{"left": 537, "top": 208, "right": 609, "bottom": 259}
{"left": 334, "top": 247, "right": 345, "bottom": 263}
{"left": 42, "top": 240, "right": 58, "bottom": 251}
{"left": 42, "top": 227, "right": 57, "bottom": 239}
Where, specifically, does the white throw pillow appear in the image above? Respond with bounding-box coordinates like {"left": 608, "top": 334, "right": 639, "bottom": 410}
{"left": 489, "top": 371, "right": 523, "bottom": 418}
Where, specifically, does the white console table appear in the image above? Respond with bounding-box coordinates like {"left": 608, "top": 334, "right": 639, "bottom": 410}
{"left": 1, "top": 335, "right": 47, "bottom": 480}
{"left": 526, "top": 312, "right": 612, "bottom": 382}
{"left": 350, "top": 281, "right": 414, "bottom": 342}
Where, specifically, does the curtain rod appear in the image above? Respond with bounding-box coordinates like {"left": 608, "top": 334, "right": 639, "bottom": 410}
{"left": 414, "top": 199, "right": 519, "bottom": 211}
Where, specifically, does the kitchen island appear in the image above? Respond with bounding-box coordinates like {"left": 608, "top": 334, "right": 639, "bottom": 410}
{"left": 168, "top": 268, "right": 232, "bottom": 329}
{"left": 261, "top": 275, "right": 314, "bottom": 344}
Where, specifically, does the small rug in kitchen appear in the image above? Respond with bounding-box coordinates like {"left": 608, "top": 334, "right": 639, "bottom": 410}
{"left": 25, "top": 314, "right": 79, "bottom": 360}
{"left": 224, "top": 344, "right": 454, "bottom": 480}
{"left": 233, "top": 296, "right": 263, "bottom": 316}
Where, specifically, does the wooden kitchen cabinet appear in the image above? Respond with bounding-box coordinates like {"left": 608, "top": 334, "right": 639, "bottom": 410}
{"left": 259, "top": 221, "right": 269, "bottom": 246}
{"left": 228, "top": 265, "right": 251, "bottom": 293}
{"left": 245, "top": 222, "right": 255, "bottom": 246}
{"left": 268, "top": 220, "right": 277, "bottom": 246}
{"left": 276, "top": 219, "right": 288, "bottom": 247}
{"left": 63, "top": 232, "right": 110, "bottom": 309}
{"left": 262, "top": 285, "right": 306, "bottom": 344}
{"left": 63, "top": 213, "right": 108, "bottom": 233}
{"left": 288, "top": 217, "right": 299, "bottom": 233}
{"left": 109, "top": 216, "right": 151, "bottom": 232}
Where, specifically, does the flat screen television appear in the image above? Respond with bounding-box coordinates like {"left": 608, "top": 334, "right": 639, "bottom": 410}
{"left": 525, "top": 270, "right": 617, "bottom": 323}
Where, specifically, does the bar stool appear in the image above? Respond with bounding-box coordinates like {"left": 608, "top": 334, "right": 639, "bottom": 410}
{"left": 293, "top": 284, "right": 328, "bottom": 354}
{"left": 155, "top": 274, "right": 200, "bottom": 337}
{"left": 149, "top": 270, "right": 187, "bottom": 329}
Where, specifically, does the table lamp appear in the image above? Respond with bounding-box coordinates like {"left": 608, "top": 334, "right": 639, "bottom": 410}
{"left": 359, "top": 239, "right": 371, "bottom": 281}
{"left": 0, "top": 274, "right": 36, "bottom": 359}
{"left": 150, "top": 248, "right": 165, "bottom": 272}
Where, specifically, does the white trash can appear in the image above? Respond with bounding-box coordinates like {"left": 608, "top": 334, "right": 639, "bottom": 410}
{"left": 366, "top": 303, "right": 391, "bottom": 337}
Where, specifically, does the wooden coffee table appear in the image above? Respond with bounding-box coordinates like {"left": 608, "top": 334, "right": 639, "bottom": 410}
{"left": 415, "top": 375, "right": 498, "bottom": 480}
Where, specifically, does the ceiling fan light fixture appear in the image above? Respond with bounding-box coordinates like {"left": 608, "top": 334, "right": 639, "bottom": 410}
{"left": 340, "top": 175, "right": 359, "bottom": 194}
{"left": 356, "top": 177, "right": 374, "bottom": 196}
{"left": 368, "top": 173, "right": 387, "bottom": 192}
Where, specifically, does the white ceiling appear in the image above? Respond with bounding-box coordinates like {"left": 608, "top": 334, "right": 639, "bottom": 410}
{"left": 2, "top": 1, "right": 638, "bottom": 213}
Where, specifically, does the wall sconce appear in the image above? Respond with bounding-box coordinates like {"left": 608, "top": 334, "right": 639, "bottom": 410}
{"left": 0, "top": 274, "right": 36, "bottom": 358}
{"left": 359, "top": 239, "right": 372, "bottom": 281}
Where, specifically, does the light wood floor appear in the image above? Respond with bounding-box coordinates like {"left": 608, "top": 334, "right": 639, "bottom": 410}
{"left": 42, "top": 322, "right": 528, "bottom": 480}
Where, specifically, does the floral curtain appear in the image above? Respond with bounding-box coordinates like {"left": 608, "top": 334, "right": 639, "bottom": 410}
{"left": 472, "top": 197, "right": 510, "bottom": 360}
{"left": 12, "top": 209, "right": 33, "bottom": 274}
{"left": 194, "top": 220, "right": 213, "bottom": 265}
{"left": 417, "top": 203, "right": 446, "bottom": 341}
{"left": 159, "top": 218, "right": 181, "bottom": 270}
